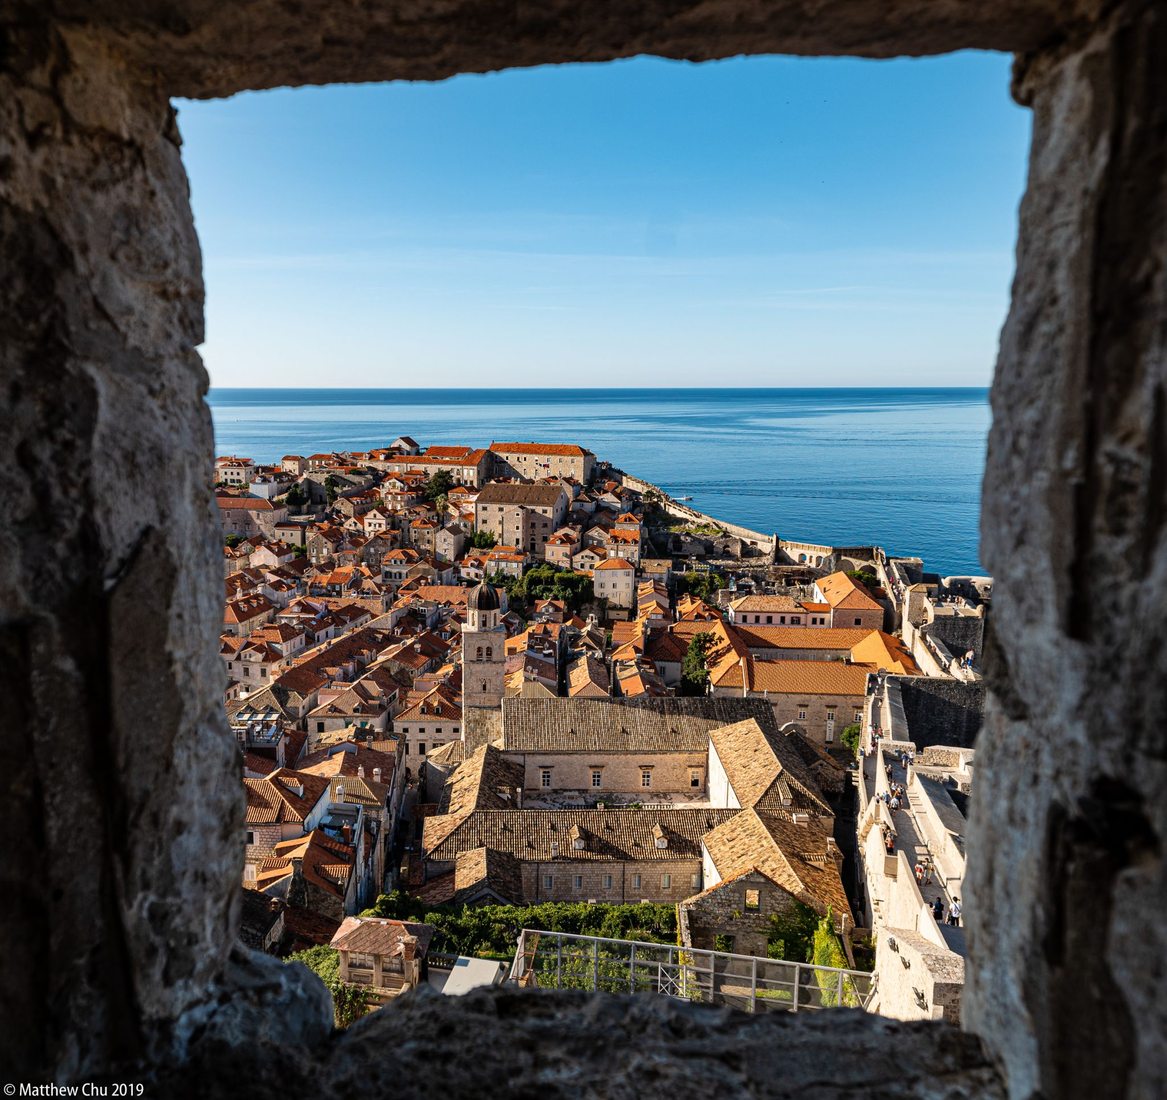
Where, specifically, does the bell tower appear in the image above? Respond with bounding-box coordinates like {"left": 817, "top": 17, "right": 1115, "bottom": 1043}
{"left": 462, "top": 581, "right": 506, "bottom": 714}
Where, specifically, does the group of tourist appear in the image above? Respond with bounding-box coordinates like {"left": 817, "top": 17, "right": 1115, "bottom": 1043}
{"left": 930, "top": 895, "right": 962, "bottom": 927}
{"left": 880, "top": 784, "right": 907, "bottom": 812}
{"left": 913, "top": 858, "right": 935, "bottom": 886}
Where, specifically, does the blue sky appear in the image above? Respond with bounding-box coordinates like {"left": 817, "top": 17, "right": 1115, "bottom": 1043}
{"left": 177, "top": 51, "right": 1030, "bottom": 389}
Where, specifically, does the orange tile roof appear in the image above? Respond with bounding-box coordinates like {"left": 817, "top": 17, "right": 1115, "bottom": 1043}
{"left": 734, "top": 626, "right": 871, "bottom": 651}
{"left": 490, "top": 441, "right": 591, "bottom": 457}
{"left": 848, "top": 630, "right": 921, "bottom": 675}
{"left": 217, "top": 495, "right": 277, "bottom": 511}
{"left": 715, "top": 658, "right": 874, "bottom": 697}
{"left": 816, "top": 571, "right": 882, "bottom": 611}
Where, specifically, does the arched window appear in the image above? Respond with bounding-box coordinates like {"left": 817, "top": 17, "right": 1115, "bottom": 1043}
{"left": 481, "top": 681, "right": 487, "bottom": 693}
{"left": 476, "top": 646, "right": 483, "bottom": 660}
{"left": 485, "top": 646, "right": 493, "bottom": 659}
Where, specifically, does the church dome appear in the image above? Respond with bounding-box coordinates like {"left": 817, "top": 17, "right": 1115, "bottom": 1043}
{"left": 468, "top": 581, "right": 500, "bottom": 613}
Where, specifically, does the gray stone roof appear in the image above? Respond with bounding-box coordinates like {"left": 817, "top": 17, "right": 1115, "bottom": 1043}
{"left": 426, "top": 806, "right": 738, "bottom": 863}
{"left": 498, "top": 696, "right": 784, "bottom": 754}
{"left": 476, "top": 482, "right": 566, "bottom": 507}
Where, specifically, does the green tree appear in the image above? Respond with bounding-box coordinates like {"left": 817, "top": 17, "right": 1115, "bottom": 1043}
{"left": 470, "top": 529, "right": 498, "bottom": 550}
{"left": 287, "top": 944, "right": 373, "bottom": 1027}
{"left": 329, "top": 979, "right": 372, "bottom": 1028}
{"left": 284, "top": 483, "right": 306, "bottom": 509}
{"left": 287, "top": 944, "right": 340, "bottom": 985}
{"left": 840, "top": 723, "right": 861, "bottom": 756}
{"left": 812, "top": 911, "right": 861, "bottom": 1007}
{"left": 224, "top": 534, "right": 242, "bottom": 549}
{"left": 766, "top": 902, "right": 819, "bottom": 962}
{"left": 846, "top": 569, "right": 879, "bottom": 591}
{"left": 675, "top": 571, "right": 725, "bottom": 602}
{"left": 681, "top": 631, "right": 717, "bottom": 696}
{"left": 424, "top": 468, "right": 454, "bottom": 501}
{"left": 359, "top": 891, "right": 677, "bottom": 958}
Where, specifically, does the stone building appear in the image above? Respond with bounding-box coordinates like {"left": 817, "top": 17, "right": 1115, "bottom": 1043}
{"left": 330, "top": 916, "right": 434, "bottom": 1000}
{"left": 490, "top": 441, "right": 596, "bottom": 483}
{"left": 813, "top": 572, "right": 885, "bottom": 630}
{"left": 419, "top": 699, "right": 846, "bottom": 913}
{"left": 474, "top": 481, "right": 569, "bottom": 558}
{"left": 462, "top": 581, "right": 506, "bottom": 713}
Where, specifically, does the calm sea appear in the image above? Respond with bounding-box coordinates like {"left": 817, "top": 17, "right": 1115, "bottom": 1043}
{"left": 208, "top": 388, "right": 990, "bottom": 576}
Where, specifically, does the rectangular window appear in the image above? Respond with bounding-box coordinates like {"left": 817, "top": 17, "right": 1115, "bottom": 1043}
{"left": 591, "top": 770, "right": 602, "bottom": 788}
{"left": 641, "top": 770, "right": 652, "bottom": 788}
{"left": 798, "top": 709, "right": 807, "bottom": 721}
{"left": 854, "top": 709, "right": 862, "bottom": 722}
{"left": 791, "top": 616, "right": 801, "bottom": 625}
{"left": 633, "top": 874, "right": 641, "bottom": 890}
{"left": 603, "top": 874, "right": 613, "bottom": 889}
{"left": 854, "top": 617, "right": 862, "bottom": 626}
{"left": 661, "top": 873, "right": 671, "bottom": 889}
{"left": 316, "top": 721, "right": 325, "bottom": 733}
{"left": 544, "top": 875, "right": 553, "bottom": 890}
{"left": 765, "top": 615, "right": 772, "bottom": 624}
{"left": 690, "top": 770, "right": 701, "bottom": 788}
{"left": 541, "top": 769, "right": 552, "bottom": 788}
{"left": 348, "top": 952, "right": 373, "bottom": 970}
{"left": 419, "top": 743, "right": 426, "bottom": 755}
{"left": 573, "top": 875, "right": 583, "bottom": 890}
{"left": 245, "top": 831, "right": 254, "bottom": 845}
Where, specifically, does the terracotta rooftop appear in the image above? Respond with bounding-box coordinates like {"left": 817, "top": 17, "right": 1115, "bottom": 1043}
{"left": 816, "top": 571, "right": 882, "bottom": 611}
{"left": 490, "top": 441, "right": 593, "bottom": 457}
{"left": 330, "top": 916, "right": 434, "bottom": 957}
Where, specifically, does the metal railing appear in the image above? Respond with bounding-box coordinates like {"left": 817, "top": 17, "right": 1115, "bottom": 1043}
{"left": 508, "top": 929, "right": 873, "bottom": 1014}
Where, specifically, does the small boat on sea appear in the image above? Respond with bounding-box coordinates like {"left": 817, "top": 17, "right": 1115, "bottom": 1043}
{"left": 675, "top": 495, "right": 693, "bottom": 501}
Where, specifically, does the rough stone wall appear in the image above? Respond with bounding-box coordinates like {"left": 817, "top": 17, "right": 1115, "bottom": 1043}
{"left": 164, "top": 986, "right": 1004, "bottom": 1099}
{"left": 968, "top": 1, "right": 1167, "bottom": 1097}
{"left": 922, "top": 612, "right": 984, "bottom": 659}
{"left": 679, "top": 871, "right": 804, "bottom": 958}
{"left": 0, "top": 21, "right": 243, "bottom": 1078}
{"left": 898, "top": 680, "right": 985, "bottom": 750}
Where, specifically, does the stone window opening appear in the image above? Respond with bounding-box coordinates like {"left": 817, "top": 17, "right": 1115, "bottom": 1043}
{"left": 6, "top": 4, "right": 1161, "bottom": 1096}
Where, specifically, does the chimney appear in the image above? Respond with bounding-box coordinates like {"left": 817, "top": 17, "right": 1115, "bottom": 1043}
{"left": 373, "top": 767, "right": 382, "bottom": 783}
{"left": 515, "top": 786, "right": 523, "bottom": 809}
{"left": 342, "top": 823, "right": 353, "bottom": 844}
{"left": 357, "top": 764, "right": 365, "bottom": 778}
{"left": 401, "top": 933, "right": 418, "bottom": 961}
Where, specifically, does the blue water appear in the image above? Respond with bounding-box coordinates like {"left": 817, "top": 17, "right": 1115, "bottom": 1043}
{"left": 208, "top": 388, "right": 989, "bottom": 575}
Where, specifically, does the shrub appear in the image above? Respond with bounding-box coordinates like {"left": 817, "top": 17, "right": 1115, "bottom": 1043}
{"left": 812, "top": 911, "right": 861, "bottom": 1007}
{"left": 766, "top": 901, "right": 819, "bottom": 962}
{"left": 840, "top": 723, "right": 862, "bottom": 755}
{"left": 360, "top": 891, "right": 677, "bottom": 958}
